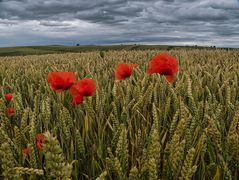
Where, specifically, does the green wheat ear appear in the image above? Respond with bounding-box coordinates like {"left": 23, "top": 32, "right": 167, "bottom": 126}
{"left": 106, "top": 147, "right": 124, "bottom": 179}
{"left": 43, "top": 131, "right": 73, "bottom": 179}
{"left": 148, "top": 158, "right": 157, "bottom": 180}
{"left": 28, "top": 143, "right": 37, "bottom": 168}
{"left": 128, "top": 166, "right": 139, "bottom": 180}
{"left": 21, "top": 107, "right": 31, "bottom": 135}
{"left": 0, "top": 142, "right": 19, "bottom": 179}
{"left": 179, "top": 148, "right": 197, "bottom": 180}
{"left": 227, "top": 110, "right": 239, "bottom": 168}
{"left": 76, "top": 129, "right": 85, "bottom": 156}
{"left": 13, "top": 126, "right": 22, "bottom": 150}
{"left": 115, "top": 125, "right": 129, "bottom": 177}
{"left": 96, "top": 171, "right": 107, "bottom": 180}
{"left": 12, "top": 167, "right": 44, "bottom": 176}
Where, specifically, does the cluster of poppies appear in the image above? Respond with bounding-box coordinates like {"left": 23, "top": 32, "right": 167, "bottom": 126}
{"left": 22, "top": 133, "right": 45, "bottom": 157}
{"left": 47, "top": 52, "right": 178, "bottom": 106}
{"left": 4, "top": 93, "right": 14, "bottom": 117}
{"left": 48, "top": 72, "right": 96, "bottom": 106}
{"left": 115, "top": 52, "right": 178, "bottom": 82}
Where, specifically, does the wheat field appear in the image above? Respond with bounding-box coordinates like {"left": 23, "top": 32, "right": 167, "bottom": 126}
{"left": 0, "top": 49, "right": 239, "bottom": 179}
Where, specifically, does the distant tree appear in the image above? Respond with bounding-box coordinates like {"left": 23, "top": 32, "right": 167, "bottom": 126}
{"left": 76, "top": 44, "right": 80, "bottom": 46}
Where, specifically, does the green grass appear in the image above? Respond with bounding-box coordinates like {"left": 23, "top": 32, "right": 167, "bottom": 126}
{"left": 0, "top": 44, "right": 225, "bottom": 57}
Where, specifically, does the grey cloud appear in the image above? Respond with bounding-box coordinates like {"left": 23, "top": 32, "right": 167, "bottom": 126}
{"left": 0, "top": 19, "right": 18, "bottom": 25}
{"left": 178, "top": 7, "right": 228, "bottom": 21}
{"left": 39, "top": 21, "right": 72, "bottom": 27}
{"left": 0, "top": 0, "right": 239, "bottom": 47}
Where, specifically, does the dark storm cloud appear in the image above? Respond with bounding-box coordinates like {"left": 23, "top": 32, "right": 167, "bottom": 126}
{"left": 0, "top": 0, "right": 239, "bottom": 47}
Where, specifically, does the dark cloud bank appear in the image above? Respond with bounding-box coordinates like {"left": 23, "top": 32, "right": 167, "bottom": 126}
{"left": 0, "top": 0, "right": 239, "bottom": 47}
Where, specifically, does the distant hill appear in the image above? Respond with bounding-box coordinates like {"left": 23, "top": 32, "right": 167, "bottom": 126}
{"left": 0, "top": 44, "right": 235, "bottom": 57}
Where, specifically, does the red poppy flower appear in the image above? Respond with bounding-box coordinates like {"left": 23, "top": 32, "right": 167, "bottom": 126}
{"left": 147, "top": 52, "right": 178, "bottom": 83}
{"left": 36, "top": 133, "right": 45, "bottom": 151}
{"left": 70, "top": 78, "right": 96, "bottom": 97}
{"left": 7, "top": 107, "right": 14, "bottom": 117}
{"left": 36, "top": 133, "right": 45, "bottom": 142}
{"left": 22, "top": 147, "right": 30, "bottom": 157}
{"left": 36, "top": 142, "right": 44, "bottom": 151}
{"left": 47, "top": 72, "right": 76, "bottom": 93}
{"left": 115, "top": 63, "right": 137, "bottom": 80}
{"left": 71, "top": 94, "right": 84, "bottom": 106}
{"left": 5, "top": 93, "right": 13, "bottom": 101}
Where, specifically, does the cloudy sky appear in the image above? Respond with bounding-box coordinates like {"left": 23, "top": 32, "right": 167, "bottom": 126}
{"left": 0, "top": 0, "right": 239, "bottom": 47}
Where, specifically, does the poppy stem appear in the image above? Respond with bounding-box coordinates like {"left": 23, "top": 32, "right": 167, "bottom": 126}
{"left": 61, "top": 92, "right": 65, "bottom": 103}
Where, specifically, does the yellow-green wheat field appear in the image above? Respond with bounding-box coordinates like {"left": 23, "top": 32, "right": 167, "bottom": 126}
{"left": 0, "top": 49, "right": 239, "bottom": 179}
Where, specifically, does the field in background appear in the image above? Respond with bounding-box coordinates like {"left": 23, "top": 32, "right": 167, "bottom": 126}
{"left": 0, "top": 44, "right": 224, "bottom": 57}
{"left": 0, "top": 49, "right": 239, "bottom": 179}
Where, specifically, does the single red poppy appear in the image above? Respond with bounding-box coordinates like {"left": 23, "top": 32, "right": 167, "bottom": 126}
{"left": 36, "top": 142, "right": 44, "bottom": 151}
{"left": 22, "top": 147, "right": 30, "bottom": 157}
{"left": 71, "top": 94, "right": 84, "bottom": 106}
{"left": 147, "top": 52, "right": 178, "bottom": 83}
{"left": 70, "top": 78, "right": 96, "bottom": 97}
{"left": 36, "top": 133, "right": 45, "bottom": 142}
{"left": 36, "top": 133, "right": 45, "bottom": 151}
{"left": 47, "top": 72, "right": 76, "bottom": 93}
{"left": 7, "top": 107, "right": 14, "bottom": 117}
{"left": 115, "top": 63, "right": 137, "bottom": 80}
{"left": 5, "top": 93, "right": 13, "bottom": 101}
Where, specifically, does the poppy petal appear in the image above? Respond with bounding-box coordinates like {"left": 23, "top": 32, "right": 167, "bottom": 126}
{"left": 165, "top": 75, "right": 174, "bottom": 83}
{"left": 71, "top": 94, "right": 84, "bottom": 106}
{"left": 47, "top": 72, "right": 76, "bottom": 92}
{"left": 5, "top": 93, "right": 13, "bottom": 101}
{"left": 147, "top": 52, "right": 178, "bottom": 82}
{"left": 115, "top": 63, "right": 135, "bottom": 80}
